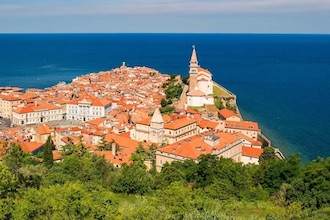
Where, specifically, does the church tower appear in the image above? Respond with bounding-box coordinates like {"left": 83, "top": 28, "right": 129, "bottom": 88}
{"left": 149, "top": 108, "right": 164, "bottom": 143}
{"left": 189, "top": 45, "right": 199, "bottom": 92}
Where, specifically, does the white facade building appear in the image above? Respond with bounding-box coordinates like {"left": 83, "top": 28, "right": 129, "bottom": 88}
{"left": 66, "top": 97, "right": 112, "bottom": 122}
{"left": 186, "top": 46, "right": 214, "bottom": 107}
{"left": 12, "top": 104, "right": 63, "bottom": 126}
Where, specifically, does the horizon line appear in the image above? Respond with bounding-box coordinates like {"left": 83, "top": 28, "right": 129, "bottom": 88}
{"left": 1, "top": 32, "right": 330, "bottom": 35}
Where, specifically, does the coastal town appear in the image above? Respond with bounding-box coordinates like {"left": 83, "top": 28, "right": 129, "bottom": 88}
{"left": 0, "top": 46, "right": 267, "bottom": 170}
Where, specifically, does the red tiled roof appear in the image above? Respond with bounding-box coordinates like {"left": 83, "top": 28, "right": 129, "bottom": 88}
{"left": 18, "top": 142, "right": 44, "bottom": 153}
{"left": 164, "top": 118, "right": 196, "bottom": 130}
{"left": 225, "top": 121, "right": 259, "bottom": 131}
{"left": 158, "top": 132, "right": 241, "bottom": 160}
{"left": 242, "top": 146, "right": 263, "bottom": 158}
{"left": 13, "top": 104, "right": 61, "bottom": 114}
{"left": 36, "top": 125, "right": 51, "bottom": 135}
{"left": 197, "top": 120, "right": 218, "bottom": 129}
{"left": 218, "top": 108, "right": 239, "bottom": 119}
{"left": 104, "top": 133, "right": 139, "bottom": 149}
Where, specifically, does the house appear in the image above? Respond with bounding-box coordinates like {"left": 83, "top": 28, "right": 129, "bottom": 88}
{"left": 0, "top": 95, "right": 21, "bottom": 119}
{"left": 65, "top": 94, "right": 112, "bottom": 122}
{"left": 12, "top": 104, "right": 63, "bottom": 126}
{"left": 34, "top": 125, "right": 52, "bottom": 143}
{"left": 155, "top": 131, "right": 244, "bottom": 171}
{"left": 241, "top": 146, "right": 264, "bottom": 165}
{"left": 218, "top": 120, "right": 260, "bottom": 140}
{"left": 218, "top": 108, "right": 241, "bottom": 122}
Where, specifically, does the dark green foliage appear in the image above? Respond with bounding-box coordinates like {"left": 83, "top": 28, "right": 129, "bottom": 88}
{"left": 18, "top": 165, "right": 46, "bottom": 189}
{"left": 161, "top": 99, "right": 168, "bottom": 107}
{"left": 160, "top": 105, "right": 175, "bottom": 114}
{"left": 169, "top": 74, "right": 176, "bottom": 81}
{"left": 285, "top": 157, "right": 330, "bottom": 209}
{"left": 43, "top": 135, "right": 54, "bottom": 168}
{"left": 0, "top": 141, "right": 330, "bottom": 219}
{"left": 0, "top": 164, "right": 17, "bottom": 198}
{"left": 3, "top": 143, "right": 38, "bottom": 177}
{"left": 181, "top": 75, "right": 189, "bottom": 85}
{"left": 111, "top": 164, "right": 154, "bottom": 195}
{"left": 43, "top": 149, "right": 113, "bottom": 186}
{"left": 154, "top": 181, "right": 197, "bottom": 218}
{"left": 259, "top": 154, "right": 301, "bottom": 194}
{"left": 98, "top": 135, "right": 112, "bottom": 151}
{"left": 155, "top": 166, "right": 185, "bottom": 189}
{"left": 165, "top": 84, "right": 183, "bottom": 99}
{"left": 259, "top": 146, "right": 277, "bottom": 163}
{"left": 214, "top": 96, "right": 225, "bottom": 110}
{"left": 11, "top": 182, "right": 119, "bottom": 220}
{"left": 130, "top": 144, "right": 148, "bottom": 168}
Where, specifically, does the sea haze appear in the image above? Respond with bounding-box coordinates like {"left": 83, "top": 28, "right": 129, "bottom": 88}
{"left": 0, "top": 33, "right": 329, "bottom": 162}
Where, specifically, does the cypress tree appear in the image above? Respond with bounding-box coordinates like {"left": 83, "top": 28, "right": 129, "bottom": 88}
{"left": 43, "top": 135, "right": 54, "bottom": 167}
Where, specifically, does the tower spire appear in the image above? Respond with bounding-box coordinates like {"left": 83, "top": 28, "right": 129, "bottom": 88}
{"left": 190, "top": 45, "right": 198, "bottom": 68}
{"left": 151, "top": 108, "right": 163, "bottom": 123}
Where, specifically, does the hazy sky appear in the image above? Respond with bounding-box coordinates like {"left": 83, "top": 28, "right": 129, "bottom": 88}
{"left": 1, "top": 0, "right": 330, "bottom": 33}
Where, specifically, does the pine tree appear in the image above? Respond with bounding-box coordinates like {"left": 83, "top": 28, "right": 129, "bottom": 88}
{"left": 43, "top": 136, "right": 54, "bottom": 167}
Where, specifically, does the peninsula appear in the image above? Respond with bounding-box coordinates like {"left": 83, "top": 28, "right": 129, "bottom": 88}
{"left": 0, "top": 46, "right": 276, "bottom": 168}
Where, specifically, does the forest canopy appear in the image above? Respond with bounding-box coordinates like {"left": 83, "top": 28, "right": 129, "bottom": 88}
{"left": 0, "top": 142, "right": 330, "bottom": 219}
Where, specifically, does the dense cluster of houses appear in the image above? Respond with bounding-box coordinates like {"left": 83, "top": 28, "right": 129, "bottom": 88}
{"left": 0, "top": 48, "right": 264, "bottom": 170}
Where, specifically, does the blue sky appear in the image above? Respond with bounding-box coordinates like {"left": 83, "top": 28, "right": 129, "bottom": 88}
{"left": 1, "top": 0, "right": 330, "bottom": 33}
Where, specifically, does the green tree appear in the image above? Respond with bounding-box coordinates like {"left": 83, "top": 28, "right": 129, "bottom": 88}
{"left": 43, "top": 135, "right": 54, "bottom": 168}
{"left": 0, "top": 163, "right": 17, "bottom": 198}
{"left": 98, "top": 135, "right": 112, "bottom": 151}
{"left": 147, "top": 143, "right": 158, "bottom": 170}
{"left": 11, "top": 182, "right": 119, "bottom": 219}
{"left": 155, "top": 166, "right": 185, "bottom": 189}
{"left": 286, "top": 157, "right": 330, "bottom": 209}
{"left": 260, "top": 155, "right": 301, "bottom": 194}
{"left": 160, "top": 105, "right": 175, "bottom": 114}
{"left": 161, "top": 99, "right": 168, "bottom": 107}
{"left": 111, "top": 164, "right": 154, "bottom": 195}
{"left": 18, "top": 165, "right": 47, "bottom": 189}
{"left": 130, "top": 144, "right": 148, "bottom": 168}
{"left": 3, "top": 143, "right": 37, "bottom": 177}
{"left": 43, "top": 148, "right": 113, "bottom": 186}
{"left": 259, "top": 146, "right": 277, "bottom": 164}
{"left": 181, "top": 75, "right": 189, "bottom": 85}
{"left": 154, "top": 181, "right": 196, "bottom": 218}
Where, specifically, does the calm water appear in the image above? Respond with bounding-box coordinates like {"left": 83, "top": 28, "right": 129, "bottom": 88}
{"left": 0, "top": 33, "right": 329, "bottom": 162}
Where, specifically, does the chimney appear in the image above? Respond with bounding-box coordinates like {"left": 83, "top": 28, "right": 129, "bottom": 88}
{"left": 112, "top": 143, "right": 116, "bottom": 157}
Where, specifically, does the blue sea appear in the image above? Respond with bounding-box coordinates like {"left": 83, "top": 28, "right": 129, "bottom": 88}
{"left": 0, "top": 33, "right": 329, "bottom": 162}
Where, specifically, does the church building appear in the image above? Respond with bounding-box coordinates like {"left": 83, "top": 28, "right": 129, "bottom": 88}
{"left": 130, "top": 108, "right": 197, "bottom": 145}
{"left": 186, "top": 46, "right": 214, "bottom": 107}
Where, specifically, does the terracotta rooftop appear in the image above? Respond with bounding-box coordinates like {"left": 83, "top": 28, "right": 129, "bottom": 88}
{"left": 225, "top": 121, "right": 260, "bottom": 131}
{"left": 219, "top": 108, "right": 239, "bottom": 119}
{"left": 242, "top": 146, "right": 263, "bottom": 158}
{"left": 164, "top": 118, "right": 196, "bottom": 130}
{"left": 158, "top": 132, "right": 242, "bottom": 160}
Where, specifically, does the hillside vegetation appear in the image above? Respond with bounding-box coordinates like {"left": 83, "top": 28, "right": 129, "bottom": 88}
{"left": 1, "top": 142, "right": 330, "bottom": 219}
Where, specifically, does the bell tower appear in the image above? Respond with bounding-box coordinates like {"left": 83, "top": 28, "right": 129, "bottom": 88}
{"left": 189, "top": 45, "right": 199, "bottom": 92}
{"left": 149, "top": 108, "right": 164, "bottom": 143}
